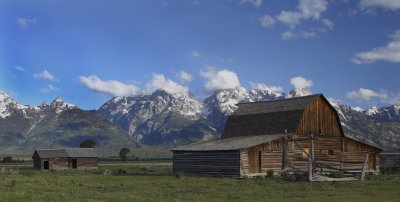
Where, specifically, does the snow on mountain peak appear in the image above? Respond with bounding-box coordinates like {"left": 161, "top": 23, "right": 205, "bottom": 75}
{"left": 50, "top": 96, "right": 76, "bottom": 113}
{"left": 352, "top": 106, "right": 363, "bottom": 112}
{"left": 366, "top": 106, "right": 379, "bottom": 116}
{"left": 286, "top": 88, "right": 312, "bottom": 98}
{"left": 0, "top": 92, "right": 14, "bottom": 118}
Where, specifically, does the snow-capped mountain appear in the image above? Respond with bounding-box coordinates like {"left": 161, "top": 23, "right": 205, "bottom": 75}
{"left": 0, "top": 92, "right": 132, "bottom": 152}
{"left": 329, "top": 99, "right": 400, "bottom": 150}
{"left": 98, "top": 87, "right": 400, "bottom": 150}
{"left": 98, "top": 90, "right": 215, "bottom": 146}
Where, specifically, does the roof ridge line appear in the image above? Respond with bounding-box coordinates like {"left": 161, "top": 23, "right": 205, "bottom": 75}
{"left": 236, "top": 93, "right": 322, "bottom": 105}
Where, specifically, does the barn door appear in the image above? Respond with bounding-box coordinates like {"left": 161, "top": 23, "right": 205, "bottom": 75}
{"left": 249, "top": 150, "right": 262, "bottom": 173}
{"left": 72, "top": 159, "right": 77, "bottom": 169}
{"left": 43, "top": 161, "right": 49, "bottom": 170}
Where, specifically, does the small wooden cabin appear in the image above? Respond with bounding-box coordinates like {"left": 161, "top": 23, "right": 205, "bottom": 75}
{"left": 172, "top": 94, "right": 382, "bottom": 178}
{"left": 32, "top": 148, "right": 98, "bottom": 170}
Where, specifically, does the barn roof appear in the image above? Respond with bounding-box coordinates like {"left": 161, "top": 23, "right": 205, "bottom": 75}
{"left": 172, "top": 134, "right": 288, "bottom": 151}
{"left": 33, "top": 148, "right": 98, "bottom": 158}
{"left": 222, "top": 94, "right": 321, "bottom": 138}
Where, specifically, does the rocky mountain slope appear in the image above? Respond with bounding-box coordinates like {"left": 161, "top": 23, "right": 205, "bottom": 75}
{"left": 0, "top": 92, "right": 133, "bottom": 152}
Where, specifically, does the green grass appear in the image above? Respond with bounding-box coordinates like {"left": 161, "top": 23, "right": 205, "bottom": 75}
{"left": 0, "top": 163, "right": 399, "bottom": 202}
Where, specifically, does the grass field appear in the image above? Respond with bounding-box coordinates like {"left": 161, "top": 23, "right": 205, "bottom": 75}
{"left": 0, "top": 163, "right": 399, "bottom": 202}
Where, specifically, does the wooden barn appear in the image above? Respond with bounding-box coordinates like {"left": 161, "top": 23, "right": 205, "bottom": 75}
{"left": 172, "top": 94, "right": 382, "bottom": 179}
{"left": 32, "top": 148, "right": 98, "bottom": 170}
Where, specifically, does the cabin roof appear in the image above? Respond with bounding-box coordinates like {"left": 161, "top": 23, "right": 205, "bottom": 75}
{"left": 222, "top": 94, "right": 321, "bottom": 138}
{"left": 172, "top": 134, "right": 288, "bottom": 151}
{"left": 33, "top": 148, "right": 98, "bottom": 159}
{"left": 234, "top": 94, "right": 321, "bottom": 115}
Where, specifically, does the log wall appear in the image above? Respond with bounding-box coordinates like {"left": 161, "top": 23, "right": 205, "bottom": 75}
{"left": 173, "top": 151, "right": 241, "bottom": 177}
{"left": 76, "top": 158, "right": 98, "bottom": 170}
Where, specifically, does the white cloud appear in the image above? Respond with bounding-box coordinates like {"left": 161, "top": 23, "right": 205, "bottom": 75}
{"left": 15, "top": 66, "right": 25, "bottom": 72}
{"left": 40, "top": 84, "right": 57, "bottom": 93}
{"left": 200, "top": 68, "right": 241, "bottom": 92}
{"left": 16, "top": 17, "right": 37, "bottom": 28}
{"left": 240, "top": 0, "right": 263, "bottom": 7}
{"left": 146, "top": 74, "right": 188, "bottom": 94}
{"left": 297, "top": 0, "right": 328, "bottom": 19}
{"left": 275, "top": 0, "right": 328, "bottom": 27}
{"left": 276, "top": 11, "right": 303, "bottom": 28}
{"left": 282, "top": 31, "right": 296, "bottom": 40}
{"left": 360, "top": 0, "right": 400, "bottom": 10}
{"left": 191, "top": 51, "right": 202, "bottom": 58}
{"left": 322, "top": 18, "right": 334, "bottom": 30}
{"left": 33, "top": 70, "right": 59, "bottom": 81}
{"left": 353, "top": 30, "right": 400, "bottom": 64}
{"left": 347, "top": 88, "right": 388, "bottom": 101}
{"left": 262, "top": 0, "right": 331, "bottom": 39}
{"left": 250, "top": 82, "right": 283, "bottom": 93}
{"left": 177, "top": 71, "right": 193, "bottom": 83}
{"left": 282, "top": 30, "right": 317, "bottom": 40}
{"left": 290, "top": 76, "right": 313, "bottom": 89}
{"left": 259, "top": 15, "right": 276, "bottom": 28}
{"left": 79, "top": 75, "right": 141, "bottom": 97}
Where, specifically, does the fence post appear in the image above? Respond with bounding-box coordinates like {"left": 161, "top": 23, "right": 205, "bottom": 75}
{"left": 360, "top": 153, "right": 369, "bottom": 181}
{"left": 308, "top": 158, "right": 313, "bottom": 181}
{"left": 281, "top": 135, "right": 288, "bottom": 171}
{"left": 310, "top": 134, "right": 315, "bottom": 173}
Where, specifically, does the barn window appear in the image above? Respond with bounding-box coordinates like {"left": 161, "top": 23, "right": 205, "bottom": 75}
{"left": 328, "top": 150, "right": 334, "bottom": 156}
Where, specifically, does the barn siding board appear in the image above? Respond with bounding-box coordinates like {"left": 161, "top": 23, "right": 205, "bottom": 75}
{"left": 173, "top": 151, "right": 241, "bottom": 177}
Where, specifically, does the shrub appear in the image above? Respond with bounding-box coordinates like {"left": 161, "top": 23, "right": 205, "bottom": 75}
{"left": 267, "top": 169, "right": 274, "bottom": 178}
{"left": 330, "top": 171, "right": 345, "bottom": 178}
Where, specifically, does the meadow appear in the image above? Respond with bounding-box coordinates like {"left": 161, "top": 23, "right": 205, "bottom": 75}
{"left": 0, "top": 162, "right": 399, "bottom": 202}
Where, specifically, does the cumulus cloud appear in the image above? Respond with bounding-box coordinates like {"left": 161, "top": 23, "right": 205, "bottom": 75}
{"left": 259, "top": 15, "right": 276, "bottom": 28}
{"left": 200, "top": 68, "right": 241, "bottom": 92}
{"left": 33, "top": 70, "right": 59, "bottom": 81}
{"left": 16, "top": 17, "right": 37, "bottom": 28}
{"left": 177, "top": 71, "right": 193, "bottom": 83}
{"left": 250, "top": 82, "right": 283, "bottom": 93}
{"left": 360, "top": 0, "right": 400, "bottom": 11}
{"left": 346, "top": 88, "right": 400, "bottom": 105}
{"left": 146, "top": 74, "right": 188, "bottom": 94}
{"left": 290, "top": 76, "right": 313, "bottom": 89}
{"left": 191, "top": 51, "right": 202, "bottom": 58}
{"left": 347, "top": 88, "right": 388, "bottom": 101}
{"left": 79, "top": 75, "right": 141, "bottom": 97}
{"left": 353, "top": 30, "right": 400, "bottom": 64}
{"left": 240, "top": 0, "right": 263, "bottom": 7}
{"left": 40, "top": 84, "right": 57, "bottom": 93}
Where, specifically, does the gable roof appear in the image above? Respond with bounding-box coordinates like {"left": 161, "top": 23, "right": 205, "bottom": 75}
{"left": 222, "top": 94, "right": 321, "bottom": 138}
{"left": 33, "top": 148, "right": 98, "bottom": 159}
{"left": 172, "top": 134, "right": 287, "bottom": 151}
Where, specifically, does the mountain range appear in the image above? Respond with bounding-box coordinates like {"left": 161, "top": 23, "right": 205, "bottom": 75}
{"left": 1, "top": 86, "right": 400, "bottom": 152}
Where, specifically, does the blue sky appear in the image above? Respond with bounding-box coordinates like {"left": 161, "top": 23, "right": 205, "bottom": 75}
{"left": 1, "top": 0, "right": 399, "bottom": 110}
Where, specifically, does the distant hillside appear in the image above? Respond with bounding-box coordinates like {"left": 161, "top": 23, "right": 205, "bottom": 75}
{"left": 0, "top": 92, "right": 134, "bottom": 153}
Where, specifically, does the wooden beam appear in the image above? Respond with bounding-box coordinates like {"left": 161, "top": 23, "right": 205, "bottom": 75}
{"left": 282, "top": 135, "right": 288, "bottom": 171}
{"left": 360, "top": 153, "right": 369, "bottom": 181}
{"left": 308, "top": 158, "right": 313, "bottom": 181}
{"left": 311, "top": 133, "right": 315, "bottom": 174}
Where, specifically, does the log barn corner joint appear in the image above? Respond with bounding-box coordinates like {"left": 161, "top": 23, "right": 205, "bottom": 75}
{"left": 32, "top": 148, "right": 98, "bottom": 170}
{"left": 172, "top": 94, "right": 382, "bottom": 179}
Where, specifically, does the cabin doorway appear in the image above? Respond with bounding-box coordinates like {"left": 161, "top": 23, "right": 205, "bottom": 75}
{"left": 249, "top": 150, "right": 262, "bottom": 173}
{"left": 43, "top": 161, "right": 49, "bottom": 170}
{"left": 72, "top": 159, "right": 77, "bottom": 169}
